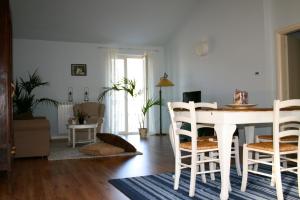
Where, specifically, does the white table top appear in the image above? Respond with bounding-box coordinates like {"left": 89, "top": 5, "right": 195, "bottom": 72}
{"left": 68, "top": 123, "right": 98, "bottom": 129}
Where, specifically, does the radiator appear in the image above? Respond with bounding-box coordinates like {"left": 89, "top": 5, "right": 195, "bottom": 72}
{"left": 57, "top": 103, "right": 74, "bottom": 135}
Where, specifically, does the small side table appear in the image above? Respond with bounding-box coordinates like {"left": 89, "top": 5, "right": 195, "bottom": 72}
{"left": 67, "top": 123, "right": 98, "bottom": 148}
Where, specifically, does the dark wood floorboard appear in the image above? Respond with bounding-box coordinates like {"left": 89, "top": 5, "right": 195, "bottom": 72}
{"left": 0, "top": 135, "right": 174, "bottom": 200}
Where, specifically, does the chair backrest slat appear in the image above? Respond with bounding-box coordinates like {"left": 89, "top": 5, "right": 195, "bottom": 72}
{"left": 195, "top": 102, "right": 217, "bottom": 109}
{"left": 171, "top": 102, "right": 191, "bottom": 110}
{"left": 278, "top": 99, "right": 300, "bottom": 109}
{"left": 273, "top": 99, "right": 300, "bottom": 150}
{"left": 280, "top": 129, "right": 299, "bottom": 138}
{"left": 174, "top": 116, "right": 192, "bottom": 124}
{"left": 280, "top": 123, "right": 300, "bottom": 131}
{"left": 279, "top": 116, "right": 300, "bottom": 124}
{"left": 177, "top": 129, "right": 194, "bottom": 137}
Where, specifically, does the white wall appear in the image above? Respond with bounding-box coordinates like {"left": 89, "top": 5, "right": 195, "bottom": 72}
{"left": 165, "top": 0, "right": 273, "bottom": 107}
{"left": 266, "top": 0, "right": 300, "bottom": 99}
{"left": 272, "top": 0, "right": 300, "bottom": 30}
{"left": 13, "top": 39, "right": 164, "bottom": 137}
{"left": 164, "top": 0, "right": 277, "bottom": 142}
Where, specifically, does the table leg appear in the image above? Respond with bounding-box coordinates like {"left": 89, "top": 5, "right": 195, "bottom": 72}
{"left": 94, "top": 128, "right": 96, "bottom": 143}
{"left": 88, "top": 128, "right": 91, "bottom": 142}
{"left": 215, "top": 124, "right": 236, "bottom": 200}
{"left": 73, "top": 129, "right": 76, "bottom": 148}
{"left": 244, "top": 126, "right": 255, "bottom": 170}
{"left": 68, "top": 128, "right": 71, "bottom": 145}
{"left": 244, "top": 126, "right": 255, "bottom": 144}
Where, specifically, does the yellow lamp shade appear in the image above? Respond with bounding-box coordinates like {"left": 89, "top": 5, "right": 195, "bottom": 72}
{"left": 156, "top": 79, "right": 174, "bottom": 87}
{"left": 156, "top": 73, "right": 174, "bottom": 87}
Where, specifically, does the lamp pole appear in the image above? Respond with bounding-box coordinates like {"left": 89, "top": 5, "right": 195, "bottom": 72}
{"left": 159, "top": 87, "right": 162, "bottom": 135}
{"left": 155, "top": 72, "right": 174, "bottom": 136}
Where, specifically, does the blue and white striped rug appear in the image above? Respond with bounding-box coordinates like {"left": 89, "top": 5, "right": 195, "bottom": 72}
{"left": 109, "top": 167, "right": 299, "bottom": 200}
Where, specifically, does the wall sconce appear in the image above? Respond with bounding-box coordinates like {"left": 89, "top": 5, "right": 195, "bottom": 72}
{"left": 84, "top": 87, "right": 89, "bottom": 102}
{"left": 195, "top": 39, "right": 208, "bottom": 56}
{"left": 68, "top": 87, "right": 73, "bottom": 103}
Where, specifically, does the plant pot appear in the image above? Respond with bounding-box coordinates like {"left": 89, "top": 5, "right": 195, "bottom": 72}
{"left": 78, "top": 118, "right": 84, "bottom": 124}
{"left": 139, "top": 128, "right": 148, "bottom": 138}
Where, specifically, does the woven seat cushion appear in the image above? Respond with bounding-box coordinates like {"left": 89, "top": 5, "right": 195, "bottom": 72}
{"left": 247, "top": 142, "right": 297, "bottom": 152}
{"left": 180, "top": 141, "right": 218, "bottom": 150}
{"left": 198, "top": 136, "right": 217, "bottom": 141}
{"left": 258, "top": 135, "right": 298, "bottom": 142}
{"left": 79, "top": 142, "right": 125, "bottom": 156}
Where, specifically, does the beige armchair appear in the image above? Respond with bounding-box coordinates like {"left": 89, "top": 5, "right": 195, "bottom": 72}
{"left": 72, "top": 102, "right": 105, "bottom": 133}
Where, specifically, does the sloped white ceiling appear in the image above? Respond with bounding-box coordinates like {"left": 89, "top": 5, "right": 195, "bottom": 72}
{"left": 10, "top": 0, "right": 199, "bottom": 46}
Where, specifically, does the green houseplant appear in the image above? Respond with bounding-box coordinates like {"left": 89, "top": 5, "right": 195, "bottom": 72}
{"left": 76, "top": 110, "right": 87, "bottom": 124}
{"left": 139, "top": 98, "right": 160, "bottom": 138}
{"left": 98, "top": 77, "right": 139, "bottom": 102}
{"left": 13, "top": 69, "right": 58, "bottom": 117}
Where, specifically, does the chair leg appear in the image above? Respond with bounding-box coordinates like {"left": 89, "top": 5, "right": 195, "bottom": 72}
{"left": 297, "top": 153, "right": 300, "bottom": 197}
{"left": 197, "top": 155, "right": 201, "bottom": 173}
{"left": 253, "top": 136, "right": 260, "bottom": 171}
{"left": 254, "top": 152, "right": 260, "bottom": 171}
{"left": 270, "top": 156, "right": 276, "bottom": 187}
{"left": 241, "top": 144, "right": 249, "bottom": 192}
{"left": 209, "top": 151, "right": 215, "bottom": 181}
{"left": 282, "top": 155, "right": 288, "bottom": 168}
{"left": 233, "top": 136, "right": 242, "bottom": 176}
{"left": 174, "top": 151, "right": 181, "bottom": 190}
{"left": 274, "top": 153, "right": 284, "bottom": 200}
{"left": 189, "top": 151, "right": 197, "bottom": 197}
{"left": 200, "top": 153, "right": 207, "bottom": 183}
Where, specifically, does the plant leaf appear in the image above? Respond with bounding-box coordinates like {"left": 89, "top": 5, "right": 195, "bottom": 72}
{"left": 32, "top": 98, "right": 58, "bottom": 110}
{"left": 13, "top": 69, "right": 57, "bottom": 115}
{"left": 142, "top": 98, "right": 161, "bottom": 116}
{"left": 98, "top": 77, "right": 138, "bottom": 102}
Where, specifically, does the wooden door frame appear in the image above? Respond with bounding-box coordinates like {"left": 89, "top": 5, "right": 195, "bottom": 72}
{"left": 277, "top": 23, "right": 300, "bottom": 100}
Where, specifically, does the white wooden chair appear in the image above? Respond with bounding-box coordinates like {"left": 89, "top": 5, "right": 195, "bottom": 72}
{"left": 168, "top": 101, "right": 220, "bottom": 197}
{"left": 168, "top": 102, "right": 241, "bottom": 178}
{"left": 254, "top": 123, "right": 299, "bottom": 171}
{"left": 241, "top": 99, "right": 300, "bottom": 200}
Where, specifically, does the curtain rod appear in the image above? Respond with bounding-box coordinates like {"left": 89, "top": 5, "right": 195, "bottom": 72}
{"left": 97, "top": 46, "right": 159, "bottom": 52}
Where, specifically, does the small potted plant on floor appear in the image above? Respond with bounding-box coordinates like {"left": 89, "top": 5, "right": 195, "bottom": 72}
{"left": 139, "top": 98, "right": 160, "bottom": 138}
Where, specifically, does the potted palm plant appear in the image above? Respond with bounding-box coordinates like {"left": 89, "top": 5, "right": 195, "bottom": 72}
{"left": 98, "top": 77, "right": 139, "bottom": 102}
{"left": 139, "top": 98, "right": 160, "bottom": 138}
{"left": 13, "top": 69, "right": 58, "bottom": 118}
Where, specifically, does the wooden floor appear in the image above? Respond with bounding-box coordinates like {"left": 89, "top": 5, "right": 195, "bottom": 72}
{"left": 0, "top": 135, "right": 174, "bottom": 200}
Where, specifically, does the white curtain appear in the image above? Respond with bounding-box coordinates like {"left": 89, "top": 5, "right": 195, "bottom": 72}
{"left": 103, "top": 48, "right": 119, "bottom": 133}
{"left": 145, "top": 51, "right": 160, "bottom": 134}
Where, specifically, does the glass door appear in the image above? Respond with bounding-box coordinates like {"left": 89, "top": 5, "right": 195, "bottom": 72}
{"left": 113, "top": 55, "right": 146, "bottom": 134}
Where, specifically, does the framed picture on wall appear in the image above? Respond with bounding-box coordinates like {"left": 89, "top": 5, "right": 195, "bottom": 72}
{"left": 71, "top": 64, "right": 87, "bottom": 76}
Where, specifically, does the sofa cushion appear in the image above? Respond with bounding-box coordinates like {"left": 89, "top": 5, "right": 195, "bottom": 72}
{"left": 79, "top": 142, "right": 124, "bottom": 156}
{"left": 13, "top": 118, "right": 50, "bottom": 131}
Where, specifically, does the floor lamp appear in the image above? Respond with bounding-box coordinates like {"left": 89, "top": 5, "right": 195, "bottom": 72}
{"left": 155, "top": 73, "right": 174, "bottom": 135}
